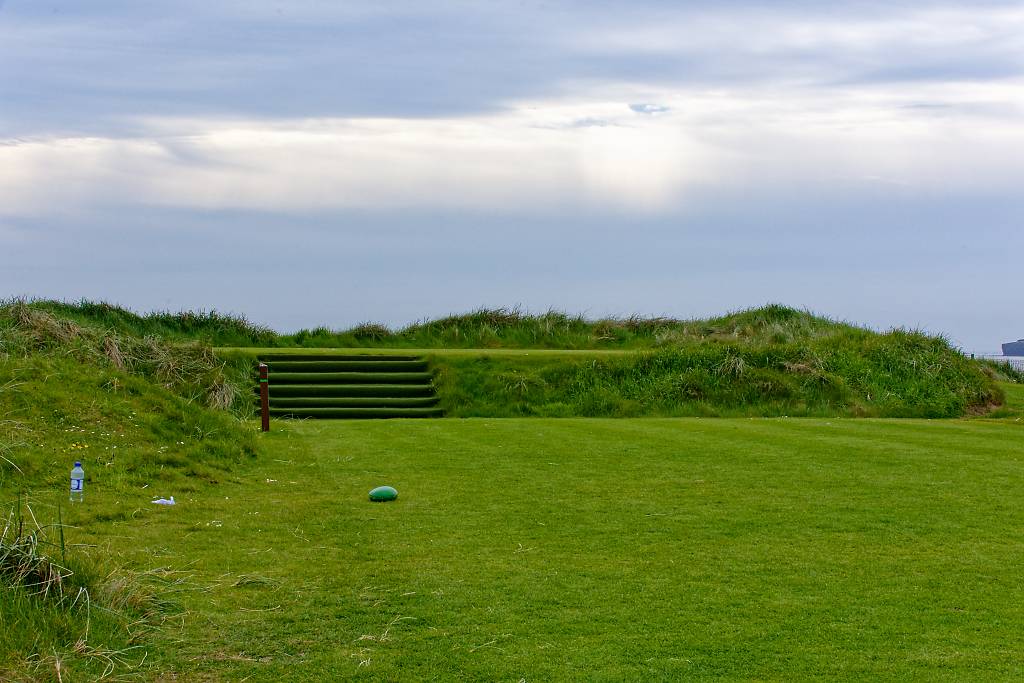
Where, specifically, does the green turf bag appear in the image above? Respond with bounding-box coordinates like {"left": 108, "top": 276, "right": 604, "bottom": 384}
{"left": 369, "top": 486, "right": 398, "bottom": 502}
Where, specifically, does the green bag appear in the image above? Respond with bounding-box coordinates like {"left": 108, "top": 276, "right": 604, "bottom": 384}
{"left": 369, "top": 485, "right": 398, "bottom": 502}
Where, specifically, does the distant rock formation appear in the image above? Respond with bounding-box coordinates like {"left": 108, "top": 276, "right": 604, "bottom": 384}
{"left": 1002, "top": 339, "right": 1024, "bottom": 356}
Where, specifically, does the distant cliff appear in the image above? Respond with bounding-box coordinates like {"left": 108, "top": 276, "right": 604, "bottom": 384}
{"left": 1002, "top": 340, "right": 1024, "bottom": 356}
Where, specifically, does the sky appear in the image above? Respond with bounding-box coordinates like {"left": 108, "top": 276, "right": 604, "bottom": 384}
{"left": 1, "top": 1, "right": 1022, "bottom": 353}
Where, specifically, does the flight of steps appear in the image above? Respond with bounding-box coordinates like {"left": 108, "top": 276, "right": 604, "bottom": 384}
{"left": 257, "top": 354, "right": 443, "bottom": 419}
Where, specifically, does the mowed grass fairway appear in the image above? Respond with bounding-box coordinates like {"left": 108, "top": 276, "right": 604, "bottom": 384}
{"left": 71, "top": 416, "right": 1024, "bottom": 681}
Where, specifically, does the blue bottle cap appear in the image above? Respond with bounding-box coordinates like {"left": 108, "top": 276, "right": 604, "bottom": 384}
{"left": 74, "top": 461, "right": 81, "bottom": 467}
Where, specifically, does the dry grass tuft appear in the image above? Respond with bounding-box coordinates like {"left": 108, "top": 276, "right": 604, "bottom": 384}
{"left": 207, "top": 376, "right": 238, "bottom": 410}
{"left": 102, "top": 335, "right": 126, "bottom": 370}
{"left": 9, "top": 301, "right": 83, "bottom": 347}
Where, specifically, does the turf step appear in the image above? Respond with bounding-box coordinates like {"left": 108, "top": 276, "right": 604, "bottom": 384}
{"left": 259, "top": 354, "right": 420, "bottom": 362}
{"left": 266, "top": 384, "right": 435, "bottom": 398}
{"left": 255, "top": 354, "right": 442, "bottom": 419}
{"left": 268, "top": 371, "right": 433, "bottom": 385}
{"left": 269, "top": 396, "right": 439, "bottom": 408}
{"left": 268, "top": 407, "right": 444, "bottom": 419}
{"left": 265, "top": 360, "right": 428, "bottom": 373}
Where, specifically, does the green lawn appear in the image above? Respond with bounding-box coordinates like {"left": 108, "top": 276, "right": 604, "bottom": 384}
{"left": 53, "top": 415, "right": 1024, "bottom": 681}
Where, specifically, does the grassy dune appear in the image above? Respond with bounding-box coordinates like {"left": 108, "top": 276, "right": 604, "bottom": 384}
{"left": 20, "top": 299, "right": 935, "bottom": 350}
{"left": 428, "top": 332, "right": 1000, "bottom": 418}
{"left": 226, "top": 340, "right": 1002, "bottom": 419}
{"left": 23, "top": 299, "right": 1009, "bottom": 418}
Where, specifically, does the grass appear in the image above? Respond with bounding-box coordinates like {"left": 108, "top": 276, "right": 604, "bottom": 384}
{"left": 3, "top": 300, "right": 1022, "bottom": 678}
{"left": 0, "top": 301, "right": 247, "bottom": 412}
{"left": 0, "top": 496, "right": 178, "bottom": 681}
{"left": 0, "top": 331, "right": 257, "bottom": 494}
{"left": 277, "top": 304, "right": 867, "bottom": 350}
{"left": 428, "top": 335, "right": 1001, "bottom": 418}
{"left": 20, "top": 300, "right": 919, "bottom": 351}
{"left": 50, "top": 411, "right": 1024, "bottom": 681}
{"left": 984, "top": 381, "right": 1024, "bottom": 419}
{"left": 17, "top": 299, "right": 1010, "bottom": 418}
{"left": 0, "top": 301, "right": 258, "bottom": 679}
{"left": 228, "top": 334, "right": 1003, "bottom": 418}
{"left": 27, "top": 299, "right": 278, "bottom": 348}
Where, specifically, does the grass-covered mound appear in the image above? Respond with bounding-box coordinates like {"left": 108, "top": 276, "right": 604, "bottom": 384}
{"left": 238, "top": 305, "right": 1003, "bottom": 418}
{"left": 432, "top": 326, "right": 1002, "bottom": 418}
{"left": 388, "top": 303, "right": 857, "bottom": 350}
{"left": 16, "top": 300, "right": 936, "bottom": 351}
{"left": 28, "top": 299, "right": 278, "bottom": 348}
{"left": 0, "top": 302, "right": 257, "bottom": 489}
{"left": 14, "top": 300, "right": 1009, "bottom": 418}
{"left": 0, "top": 301, "right": 258, "bottom": 679}
{"left": 23, "top": 299, "right": 1021, "bottom": 408}
{"left": 208, "top": 302, "right": 1003, "bottom": 419}
{"left": 28, "top": 299, "right": 760, "bottom": 349}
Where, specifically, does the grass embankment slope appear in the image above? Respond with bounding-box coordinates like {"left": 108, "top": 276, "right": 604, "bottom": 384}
{"left": 0, "top": 301, "right": 256, "bottom": 680}
{"left": 217, "top": 306, "right": 1009, "bottom": 419}
{"left": 35, "top": 299, "right": 1015, "bottom": 418}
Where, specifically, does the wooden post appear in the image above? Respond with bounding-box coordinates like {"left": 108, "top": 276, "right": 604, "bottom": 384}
{"left": 259, "top": 362, "right": 270, "bottom": 432}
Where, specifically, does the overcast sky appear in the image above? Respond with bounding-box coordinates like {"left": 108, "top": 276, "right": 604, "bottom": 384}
{"left": 2, "top": 1, "right": 1022, "bottom": 352}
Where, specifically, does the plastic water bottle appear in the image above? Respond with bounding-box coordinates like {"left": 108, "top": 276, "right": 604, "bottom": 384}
{"left": 70, "top": 461, "right": 85, "bottom": 503}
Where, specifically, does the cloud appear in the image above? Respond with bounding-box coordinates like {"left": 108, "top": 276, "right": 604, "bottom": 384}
{"left": 3, "top": 75, "right": 1023, "bottom": 218}
{"left": 566, "top": 5, "right": 1024, "bottom": 86}
{"left": 569, "top": 117, "right": 612, "bottom": 128}
{"left": 629, "top": 104, "right": 670, "bottom": 115}
{"left": 0, "top": 99, "right": 724, "bottom": 214}
{"left": 2, "top": 2, "right": 1022, "bottom": 138}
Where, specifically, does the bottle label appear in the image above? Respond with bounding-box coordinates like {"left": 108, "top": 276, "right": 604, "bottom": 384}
{"left": 71, "top": 479, "right": 83, "bottom": 491}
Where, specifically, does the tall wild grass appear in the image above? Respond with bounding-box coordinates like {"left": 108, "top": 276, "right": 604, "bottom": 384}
{"left": 1, "top": 497, "right": 177, "bottom": 679}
